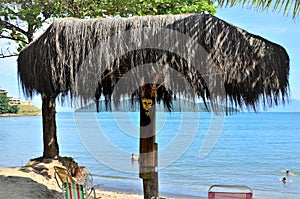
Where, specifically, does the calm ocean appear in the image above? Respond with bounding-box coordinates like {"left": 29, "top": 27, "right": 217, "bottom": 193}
{"left": 0, "top": 111, "right": 299, "bottom": 198}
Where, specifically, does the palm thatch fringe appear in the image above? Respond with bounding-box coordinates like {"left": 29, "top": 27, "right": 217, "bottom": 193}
{"left": 17, "top": 14, "right": 289, "bottom": 112}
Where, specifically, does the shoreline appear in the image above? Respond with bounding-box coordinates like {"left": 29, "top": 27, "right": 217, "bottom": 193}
{"left": 95, "top": 182, "right": 207, "bottom": 199}
{"left": 0, "top": 160, "right": 143, "bottom": 199}
{"left": 93, "top": 175, "right": 206, "bottom": 199}
{"left": 96, "top": 184, "right": 204, "bottom": 199}
{"left": 0, "top": 159, "right": 205, "bottom": 199}
{"left": 0, "top": 113, "right": 41, "bottom": 117}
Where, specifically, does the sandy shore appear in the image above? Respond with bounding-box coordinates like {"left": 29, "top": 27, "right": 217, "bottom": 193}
{"left": 0, "top": 159, "right": 203, "bottom": 199}
{"left": 0, "top": 159, "right": 145, "bottom": 199}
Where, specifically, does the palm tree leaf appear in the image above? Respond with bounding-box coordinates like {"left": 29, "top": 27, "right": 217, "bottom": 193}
{"left": 218, "top": 0, "right": 300, "bottom": 18}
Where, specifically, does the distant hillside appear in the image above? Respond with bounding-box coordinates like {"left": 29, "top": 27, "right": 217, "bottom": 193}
{"left": 0, "top": 88, "right": 41, "bottom": 116}
{"left": 17, "top": 104, "right": 41, "bottom": 116}
{"left": 0, "top": 104, "right": 41, "bottom": 116}
{"left": 267, "top": 99, "right": 300, "bottom": 112}
{"left": 75, "top": 99, "right": 239, "bottom": 112}
{"left": 0, "top": 104, "right": 42, "bottom": 117}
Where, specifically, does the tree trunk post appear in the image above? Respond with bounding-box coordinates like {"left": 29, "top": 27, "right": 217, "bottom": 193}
{"left": 42, "top": 94, "right": 59, "bottom": 158}
{"left": 139, "top": 98, "right": 158, "bottom": 199}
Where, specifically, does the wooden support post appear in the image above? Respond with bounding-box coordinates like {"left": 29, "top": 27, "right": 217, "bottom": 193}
{"left": 139, "top": 98, "right": 158, "bottom": 199}
{"left": 42, "top": 94, "right": 59, "bottom": 158}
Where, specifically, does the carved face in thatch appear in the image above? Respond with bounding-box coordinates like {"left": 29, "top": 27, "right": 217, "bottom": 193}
{"left": 142, "top": 98, "right": 153, "bottom": 116}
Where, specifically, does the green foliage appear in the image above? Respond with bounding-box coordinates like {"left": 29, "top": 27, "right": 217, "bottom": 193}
{"left": 8, "top": 105, "right": 19, "bottom": 113}
{"left": 52, "top": 0, "right": 216, "bottom": 17}
{"left": 0, "top": 0, "right": 57, "bottom": 57}
{"left": 0, "top": 94, "right": 9, "bottom": 114}
{"left": 0, "top": 0, "right": 216, "bottom": 57}
{"left": 0, "top": 93, "right": 19, "bottom": 114}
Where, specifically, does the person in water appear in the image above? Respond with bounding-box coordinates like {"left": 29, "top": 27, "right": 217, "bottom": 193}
{"left": 285, "top": 169, "right": 298, "bottom": 177}
{"left": 131, "top": 153, "right": 139, "bottom": 161}
{"left": 282, "top": 177, "right": 287, "bottom": 183}
{"left": 286, "top": 170, "right": 290, "bottom": 177}
{"left": 281, "top": 177, "right": 292, "bottom": 183}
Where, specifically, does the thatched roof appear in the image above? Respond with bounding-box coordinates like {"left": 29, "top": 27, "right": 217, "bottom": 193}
{"left": 17, "top": 14, "right": 289, "bottom": 112}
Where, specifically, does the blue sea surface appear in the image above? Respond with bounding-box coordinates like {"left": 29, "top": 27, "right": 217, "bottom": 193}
{"left": 0, "top": 112, "right": 299, "bottom": 198}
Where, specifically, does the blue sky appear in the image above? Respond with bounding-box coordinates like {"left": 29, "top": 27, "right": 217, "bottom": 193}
{"left": 217, "top": 7, "right": 300, "bottom": 101}
{"left": 0, "top": 6, "right": 299, "bottom": 111}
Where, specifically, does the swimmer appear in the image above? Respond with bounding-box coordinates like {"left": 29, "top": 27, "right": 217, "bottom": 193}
{"left": 281, "top": 177, "right": 292, "bottom": 183}
{"left": 131, "top": 153, "right": 139, "bottom": 161}
{"left": 285, "top": 169, "right": 290, "bottom": 177}
{"left": 286, "top": 169, "right": 299, "bottom": 177}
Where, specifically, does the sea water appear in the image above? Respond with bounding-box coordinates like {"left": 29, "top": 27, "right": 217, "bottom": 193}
{"left": 0, "top": 112, "right": 299, "bottom": 198}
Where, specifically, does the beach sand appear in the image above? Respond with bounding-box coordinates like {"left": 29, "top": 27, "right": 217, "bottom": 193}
{"left": 0, "top": 159, "right": 203, "bottom": 199}
{"left": 0, "top": 159, "right": 144, "bottom": 199}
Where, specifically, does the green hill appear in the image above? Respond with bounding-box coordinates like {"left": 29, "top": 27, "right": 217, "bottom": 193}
{"left": 17, "top": 104, "right": 41, "bottom": 116}
{"left": 0, "top": 104, "right": 41, "bottom": 116}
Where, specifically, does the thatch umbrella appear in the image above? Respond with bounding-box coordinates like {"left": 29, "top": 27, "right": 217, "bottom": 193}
{"left": 17, "top": 14, "right": 289, "bottom": 199}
